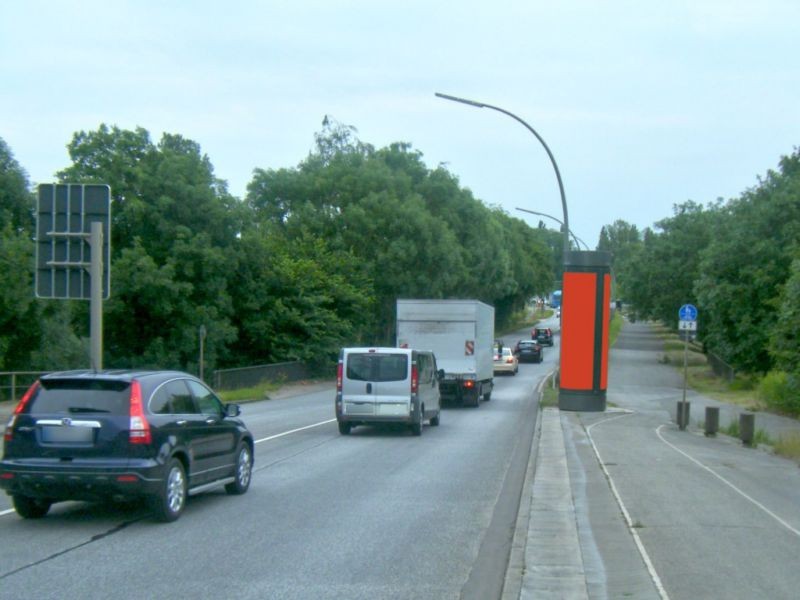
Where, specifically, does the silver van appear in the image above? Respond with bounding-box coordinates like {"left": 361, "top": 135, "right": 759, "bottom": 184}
{"left": 335, "top": 347, "right": 442, "bottom": 436}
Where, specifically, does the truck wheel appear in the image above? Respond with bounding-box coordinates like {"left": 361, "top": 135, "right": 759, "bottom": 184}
{"left": 430, "top": 411, "right": 440, "bottom": 426}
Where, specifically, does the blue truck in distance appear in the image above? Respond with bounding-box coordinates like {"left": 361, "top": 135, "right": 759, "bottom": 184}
{"left": 550, "top": 290, "right": 562, "bottom": 309}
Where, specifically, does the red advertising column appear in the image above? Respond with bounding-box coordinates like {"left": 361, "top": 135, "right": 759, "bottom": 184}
{"left": 559, "top": 251, "right": 612, "bottom": 411}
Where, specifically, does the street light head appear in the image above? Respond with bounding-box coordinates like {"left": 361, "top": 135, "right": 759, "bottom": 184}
{"left": 435, "top": 92, "right": 486, "bottom": 109}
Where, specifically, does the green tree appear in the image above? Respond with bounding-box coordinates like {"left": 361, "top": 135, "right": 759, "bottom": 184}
{"left": 697, "top": 150, "right": 800, "bottom": 372}
{"left": 597, "top": 219, "right": 643, "bottom": 303}
{"left": 57, "top": 125, "right": 241, "bottom": 373}
{"left": 622, "top": 201, "right": 715, "bottom": 326}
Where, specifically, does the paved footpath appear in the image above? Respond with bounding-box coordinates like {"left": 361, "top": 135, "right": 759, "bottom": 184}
{"left": 506, "top": 319, "right": 800, "bottom": 600}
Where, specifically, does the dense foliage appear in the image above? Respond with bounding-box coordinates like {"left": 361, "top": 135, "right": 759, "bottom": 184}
{"left": 0, "top": 122, "right": 556, "bottom": 377}
{"left": 602, "top": 149, "right": 800, "bottom": 414}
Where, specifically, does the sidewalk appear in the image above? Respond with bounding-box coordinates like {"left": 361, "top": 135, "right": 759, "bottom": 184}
{"left": 506, "top": 319, "right": 800, "bottom": 599}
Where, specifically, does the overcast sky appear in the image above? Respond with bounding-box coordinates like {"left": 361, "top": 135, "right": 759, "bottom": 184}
{"left": 2, "top": 0, "right": 798, "bottom": 247}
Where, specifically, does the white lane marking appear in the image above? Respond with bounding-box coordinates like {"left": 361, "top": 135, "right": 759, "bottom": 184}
{"left": 586, "top": 412, "right": 671, "bottom": 600}
{"left": 254, "top": 418, "right": 336, "bottom": 444}
{"left": 655, "top": 424, "right": 800, "bottom": 538}
{"left": 1, "top": 508, "right": 14, "bottom": 517}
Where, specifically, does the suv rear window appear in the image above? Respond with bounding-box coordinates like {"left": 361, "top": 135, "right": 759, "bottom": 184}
{"left": 27, "top": 379, "right": 131, "bottom": 416}
{"left": 347, "top": 353, "right": 408, "bottom": 382}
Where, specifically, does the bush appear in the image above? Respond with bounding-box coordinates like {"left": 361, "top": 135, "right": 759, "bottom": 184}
{"left": 758, "top": 371, "right": 800, "bottom": 416}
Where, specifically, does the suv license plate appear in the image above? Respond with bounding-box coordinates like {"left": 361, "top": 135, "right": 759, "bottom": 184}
{"left": 41, "top": 426, "right": 94, "bottom": 444}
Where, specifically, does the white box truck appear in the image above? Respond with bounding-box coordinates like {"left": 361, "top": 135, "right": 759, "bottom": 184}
{"left": 396, "top": 299, "right": 494, "bottom": 407}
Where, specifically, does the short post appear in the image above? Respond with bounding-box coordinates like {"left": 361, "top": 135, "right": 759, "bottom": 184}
{"left": 739, "top": 412, "right": 755, "bottom": 447}
{"left": 705, "top": 406, "right": 719, "bottom": 436}
{"left": 677, "top": 400, "right": 690, "bottom": 430}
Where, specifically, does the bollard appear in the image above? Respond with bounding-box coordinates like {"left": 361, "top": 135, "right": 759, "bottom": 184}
{"left": 705, "top": 406, "right": 719, "bottom": 436}
{"left": 739, "top": 412, "right": 755, "bottom": 447}
{"left": 676, "top": 400, "right": 690, "bottom": 430}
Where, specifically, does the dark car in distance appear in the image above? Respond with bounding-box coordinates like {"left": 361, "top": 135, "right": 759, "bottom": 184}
{"left": 0, "top": 370, "right": 254, "bottom": 522}
{"left": 514, "top": 340, "right": 543, "bottom": 363}
{"left": 532, "top": 327, "right": 554, "bottom": 346}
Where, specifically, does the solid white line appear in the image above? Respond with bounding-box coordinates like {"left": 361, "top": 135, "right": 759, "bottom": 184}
{"left": 254, "top": 418, "right": 336, "bottom": 444}
{"left": 586, "top": 412, "right": 671, "bottom": 600}
{"left": 1, "top": 508, "right": 14, "bottom": 517}
{"left": 655, "top": 424, "right": 800, "bottom": 538}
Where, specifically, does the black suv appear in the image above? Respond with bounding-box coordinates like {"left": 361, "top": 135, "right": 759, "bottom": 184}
{"left": 0, "top": 370, "right": 254, "bottom": 522}
{"left": 514, "top": 340, "right": 543, "bottom": 363}
{"left": 532, "top": 327, "right": 554, "bottom": 346}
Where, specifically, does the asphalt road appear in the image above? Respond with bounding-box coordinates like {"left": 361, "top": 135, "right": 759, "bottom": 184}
{"left": 555, "top": 320, "right": 800, "bottom": 599}
{"left": 0, "top": 324, "right": 553, "bottom": 600}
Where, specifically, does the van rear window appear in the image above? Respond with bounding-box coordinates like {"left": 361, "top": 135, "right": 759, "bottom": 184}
{"left": 27, "top": 379, "right": 131, "bottom": 416}
{"left": 346, "top": 354, "right": 408, "bottom": 382}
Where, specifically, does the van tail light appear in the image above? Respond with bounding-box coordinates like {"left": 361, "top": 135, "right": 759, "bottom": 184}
{"left": 336, "top": 361, "right": 343, "bottom": 392}
{"left": 4, "top": 381, "right": 40, "bottom": 443}
{"left": 128, "top": 380, "right": 152, "bottom": 445}
{"left": 411, "top": 364, "right": 419, "bottom": 394}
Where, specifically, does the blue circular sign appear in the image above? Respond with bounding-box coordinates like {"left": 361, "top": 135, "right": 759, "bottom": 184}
{"left": 679, "top": 304, "right": 698, "bottom": 321}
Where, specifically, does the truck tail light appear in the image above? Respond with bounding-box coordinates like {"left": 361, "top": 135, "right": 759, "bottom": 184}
{"left": 411, "top": 364, "right": 419, "bottom": 394}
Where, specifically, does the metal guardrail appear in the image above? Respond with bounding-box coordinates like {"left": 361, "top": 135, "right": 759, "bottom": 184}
{"left": 3, "top": 362, "right": 323, "bottom": 401}
{"left": 706, "top": 351, "right": 735, "bottom": 382}
{"left": 212, "top": 361, "right": 313, "bottom": 391}
{"left": 0, "top": 371, "right": 50, "bottom": 404}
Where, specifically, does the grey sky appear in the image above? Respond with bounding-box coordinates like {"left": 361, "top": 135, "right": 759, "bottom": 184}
{"left": 2, "top": 0, "right": 798, "bottom": 247}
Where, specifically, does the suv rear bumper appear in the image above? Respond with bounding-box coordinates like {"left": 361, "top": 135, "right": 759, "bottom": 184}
{"left": 0, "top": 458, "right": 165, "bottom": 502}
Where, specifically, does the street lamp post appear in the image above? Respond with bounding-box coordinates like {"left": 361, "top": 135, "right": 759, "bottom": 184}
{"left": 435, "top": 92, "right": 611, "bottom": 412}
{"left": 514, "top": 206, "right": 589, "bottom": 251}
{"left": 435, "top": 92, "right": 570, "bottom": 258}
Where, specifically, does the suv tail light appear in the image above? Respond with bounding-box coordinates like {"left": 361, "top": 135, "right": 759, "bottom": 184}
{"left": 128, "top": 380, "right": 152, "bottom": 444}
{"left": 411, "top": 364, "right": 419, "bottom": 394}
{"left": 4, "top": 381, "right": 40, "bottom": 443}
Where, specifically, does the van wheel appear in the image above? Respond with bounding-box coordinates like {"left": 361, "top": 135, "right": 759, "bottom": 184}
{"left": 430, "top": 411, "right": 440, "bottom": 427}
{"left": 12, "top": 494, "right": 51, "bottom": 519}
{"left": 411, "top": 406, "right": 423, "bottom": 436}
{"left": 338, "top": 421, "right": 351, "bottom": 435}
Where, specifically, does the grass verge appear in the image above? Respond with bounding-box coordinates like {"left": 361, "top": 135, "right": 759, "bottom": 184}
{"left": 218, "top": 382, "right": 282, "bottom": 403}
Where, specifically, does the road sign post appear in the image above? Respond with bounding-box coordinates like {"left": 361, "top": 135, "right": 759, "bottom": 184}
{"left": 677, "top": 304, "right": 698, "bottom": 430}
{"left": 35, "top": 184, "right": 111, "bottom": 370}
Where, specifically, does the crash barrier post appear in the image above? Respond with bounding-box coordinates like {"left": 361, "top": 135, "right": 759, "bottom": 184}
{"left": 704, "top": 406, "right": 719, "bottom": 436}
{"left": 676, "top": 400, "right": 691, "bottom": 430}
{"left": 739, "top": 412, "right": 755, "bottom": 447}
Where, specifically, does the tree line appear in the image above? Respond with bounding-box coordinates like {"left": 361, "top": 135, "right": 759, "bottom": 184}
{"left": 0, "top": 120, "right": 559, "bottom": 378}
{"left": 598, "top": 148, "right": 800, "bottom": 414}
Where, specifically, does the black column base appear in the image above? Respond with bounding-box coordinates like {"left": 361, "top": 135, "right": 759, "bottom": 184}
{"left": 558, "top": 388, "right": 606, "bottom": 412}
